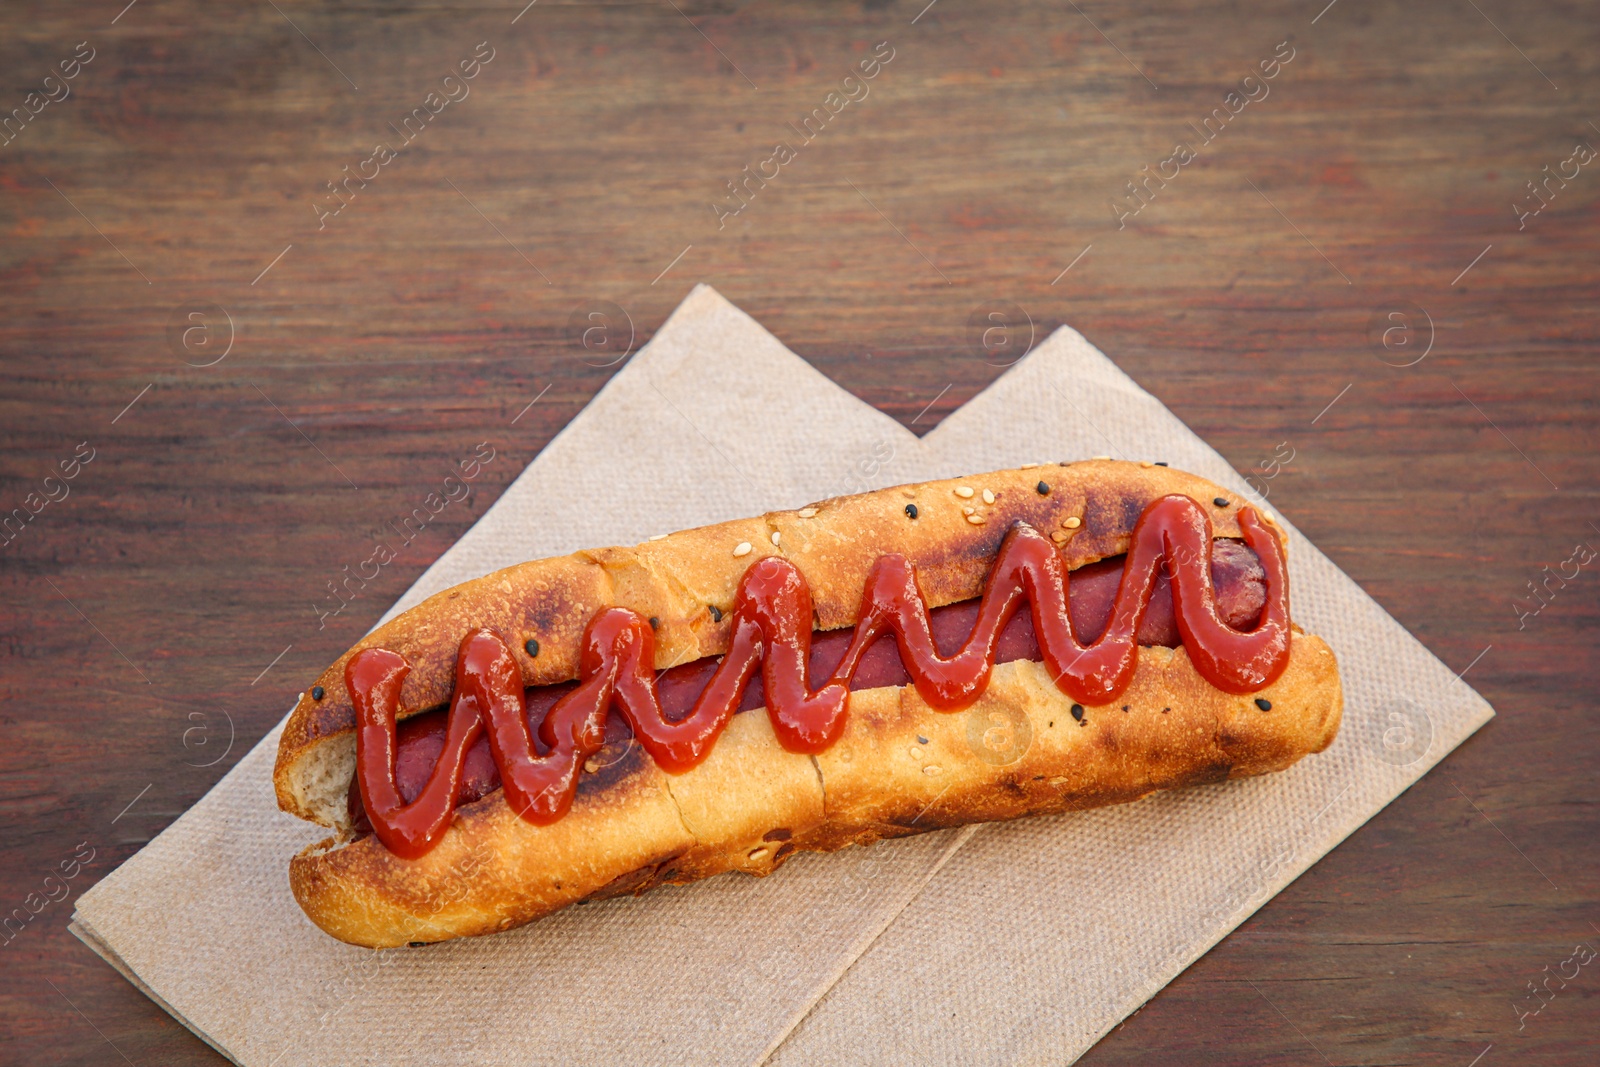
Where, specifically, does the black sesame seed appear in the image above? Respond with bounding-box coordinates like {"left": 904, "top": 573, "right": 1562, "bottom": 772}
{"left": 708, "top": 605, "right": 722, "bottom": 623}
{"left": 1036, "top": 481, "right": 1050, "bottom": 496}
{"left": 1155, "top": 461, "right": 1168, "bottom": 467}
{"left": 1255, "top": 698, "right": 1273, "bottom": 711}
{"left": 648, "top": 616, "right": 660, "bottom": 631}
{"left": 905, "top": 503, "right": 918, "bottom": 519}
{"left": 311, "top": 685, "right": 325, "bottom": 701}
{"left": 1213, "top": 497, "right": 1230, "bottom": 508}
{"left": 524, "top": 638, "right": 540, "bottom": 658}
{"left": 1162, "top": 707, "right": 1170, "bottom": 714}
{"left": 917, "top": 735, "right": 929, "bottom": 744}
{"left": 1070, "top": 703, "right": 1084, "bottom": 722}
{"left": 1121, "top": 705, "right": 1129, "bottom": 712}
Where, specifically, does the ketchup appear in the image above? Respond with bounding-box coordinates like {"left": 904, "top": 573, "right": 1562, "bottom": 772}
{"left": 348, "top": 496, "right": 1289, "bottom": 859}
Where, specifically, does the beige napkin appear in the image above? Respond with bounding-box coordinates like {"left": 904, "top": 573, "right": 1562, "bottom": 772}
{"left": 72, "top": 285, "right": 1492, "bottom": 1066}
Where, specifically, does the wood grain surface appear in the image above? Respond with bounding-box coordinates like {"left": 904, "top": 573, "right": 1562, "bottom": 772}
{"left": 1, "top": 0, "right": 1595, "bottom": 1063}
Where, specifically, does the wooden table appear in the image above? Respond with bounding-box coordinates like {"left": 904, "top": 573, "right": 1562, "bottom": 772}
{"left": 2, "top": 0, "right": 1594, "bottom": 1062}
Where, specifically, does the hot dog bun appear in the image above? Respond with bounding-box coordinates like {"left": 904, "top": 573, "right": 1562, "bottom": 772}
{"left": 276, "top": 461, "right": 1342, "bottom": 948}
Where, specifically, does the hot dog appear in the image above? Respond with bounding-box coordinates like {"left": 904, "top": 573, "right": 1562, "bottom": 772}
{"left": 345, "top": 540, "right": 1270, "bottom": 833}
{"left": 275, "top": 460, "right": 1342, "bottom": 948}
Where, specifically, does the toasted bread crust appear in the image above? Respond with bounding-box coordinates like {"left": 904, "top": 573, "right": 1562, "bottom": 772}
{"left": 275, "top": 461, "right": 1344, "bottom": 947}
{"left": 290, "top": 635, "right": 1340, "bottom": 948}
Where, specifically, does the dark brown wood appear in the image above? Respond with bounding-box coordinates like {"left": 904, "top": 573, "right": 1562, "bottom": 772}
{"left": 1, "top": 0, "right": 1595, "bottom": 1062}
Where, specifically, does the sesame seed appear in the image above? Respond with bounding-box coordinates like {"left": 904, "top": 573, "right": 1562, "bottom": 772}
{"left": 1020, "top": 463, "right": 1039, "bottom": 469}
{"left": 733, "top": 541, "right": 752, "bottom": 557}
{"left": 963, "top": 506, "right": 974, "bottom": 515}
{"left": 708, "top": 605, "right": 722, "bottom": 623}
{"left": 770, "top": 531, "right": 781, "bottom": 546}
{"left": 982, "top": 489, "right": 995, "bottom": 504}
{"left": 1064, "top": 516, "right": 1081, "bottom": 529}
{"left": 524, "top": 639, "right": 540, "bottom": 658}
{"left": 797, "top": 508, "right": 818, "bottom": 518}
{"left": 1140, "top": 460, "right": 1154, "bottom": 468}
{"left": 955, "top": 486, "right": 975, "bottom": 498}
{"left": 1213, "top": 497, "right": 1229, "bottom": 508}
{"left": 923, "top": 765, "right": 942, "bottom": 775}
{"left": 311, "top": 685, "right": 325, "bottom": 701}
{"left": 584, "top": 758, "right": 600, "bottom": 774}
{"left": 902, "top": 488, "right": 916, "bottom": 498}
{"left": 1036, "top": 481, "right": 1050, "bottom": 495}
{"left": 905, "top": 503, "right": 918, "bottom": 519}
{"left": 1255, "top": 698, "right": 1273, "bottom": 711}
{"left": 649, "top": 533, "right": 669, "bottom": 541}
{"left": 1070, "top": 703, "right": 1084, "bottom": 721}
{"left": 1155, "top": 461, "right": 1168, "bottom": 466}
{"left": 1051, "top": 530, "right": 1069, "bottom": 543}
{"left": 967, "top": 514, "right": 986, "bottom": 525}
{"left": 648, "top": 616, "right": 660, "bottom": 630}
{"left": 1092, "top": 455, "right": 1110, "bottom": 460}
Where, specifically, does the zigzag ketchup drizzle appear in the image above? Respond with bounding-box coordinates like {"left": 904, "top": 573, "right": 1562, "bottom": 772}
{"left": 348, "top": 494, "right": 1290, "bottom": 859}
